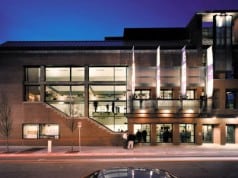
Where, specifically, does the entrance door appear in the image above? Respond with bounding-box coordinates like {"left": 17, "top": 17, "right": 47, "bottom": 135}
{"left": 134, "top": 124, "right": 150, "bottom": 143}
{"left": 226, "top": 125, "right": 235, "bottom": 143}
{"left": 156, "top": 124, "right": 173, "bottom": 143}
{"left": 202, "top": 125, "right": 213, "bottom": 143}
{"left": 179, "top": 124, "right": 195, "bottom": 143}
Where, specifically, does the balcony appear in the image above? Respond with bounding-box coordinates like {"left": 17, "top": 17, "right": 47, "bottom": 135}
{"left": 127, "top": 98, "right": 211, "bottom": 118}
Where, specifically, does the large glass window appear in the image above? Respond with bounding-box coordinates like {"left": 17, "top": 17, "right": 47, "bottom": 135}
{"left": 179, "top": 124, "right": 194, "bottom": 143}
{"left": 88, "top": 66, "right": 127, "bottom": 132}
{"left": 46, "top": 85, "right": 84, "bottom": 117}
{"left": 89, "top": 85, "right": 127, "bottom": 131}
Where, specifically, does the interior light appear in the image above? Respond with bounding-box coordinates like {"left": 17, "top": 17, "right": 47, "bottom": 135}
{"left": 162, "top": 109, "right": 171, "bottom": 113}
{"left": 139, "top": 109, "right": 146, "bottom": 113}
{"left": 186, "top": 109, "right": 194, "bottom": 113}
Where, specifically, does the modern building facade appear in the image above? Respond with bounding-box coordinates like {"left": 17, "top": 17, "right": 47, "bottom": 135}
{"left": 0, "top": 10, "right": 238, "bottom": 146}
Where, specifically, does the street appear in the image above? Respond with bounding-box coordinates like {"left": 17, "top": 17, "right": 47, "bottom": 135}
{"left": 0, "top": 156, "right": 238, "bottom": 178}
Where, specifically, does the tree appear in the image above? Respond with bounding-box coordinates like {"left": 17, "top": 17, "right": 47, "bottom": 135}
{"left": 65, "top": 92, "right": 79, "bottom": 152}
{"left": 0, "top": 93, "right": 12, "bottom": 152}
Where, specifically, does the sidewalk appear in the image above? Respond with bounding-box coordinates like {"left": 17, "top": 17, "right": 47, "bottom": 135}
{"left": 1, "top": 144, "right": 238, "bottom": 157}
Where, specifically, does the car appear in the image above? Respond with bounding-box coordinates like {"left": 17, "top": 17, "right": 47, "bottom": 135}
{"left": 84, "top": 167, "right": 178, "bottom": 178}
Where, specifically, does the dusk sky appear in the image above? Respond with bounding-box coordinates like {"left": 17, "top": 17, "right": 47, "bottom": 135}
{"left": 0, "top": 0, "right": 237, "bottom": 44}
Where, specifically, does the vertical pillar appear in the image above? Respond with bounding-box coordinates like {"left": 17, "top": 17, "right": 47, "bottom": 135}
{"left": 150, "top": 124, "right": 157, "bottom": 145}
{"left": 220, "top": 123, "right": 226, "bottom": 145}
{"left": 85, "top": 66, "right": 89, "bottom": 117}
{"left": 195, "top": 123, "right": 203, "bottom": 145}
{"left": 173, "top": 123, "right": 180, "bottom": 145}
{"left": 235, "top": 125, "right": 238, "bottom": 144}
{"left": 48, "top": 140, "right": 52, "bottom": 153}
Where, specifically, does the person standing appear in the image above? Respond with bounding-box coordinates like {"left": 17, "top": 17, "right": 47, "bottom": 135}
{"left": 142, "top": 130, "right": 147, "bottom": 143}
{"left": 127, "top": 133, "right": 136, "bottom": 149}
{"left": 122, "top": 131, "right": 128, "bottom": 149}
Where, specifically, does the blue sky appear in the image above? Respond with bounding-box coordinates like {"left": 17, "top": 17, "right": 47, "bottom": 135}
{"left": 0, "top": 0, "right": 237, "bottom": 44}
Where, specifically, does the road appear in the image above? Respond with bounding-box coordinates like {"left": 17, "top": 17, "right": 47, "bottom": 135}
{"left": 0, "top": 156, "right": 238, "bottom": 178}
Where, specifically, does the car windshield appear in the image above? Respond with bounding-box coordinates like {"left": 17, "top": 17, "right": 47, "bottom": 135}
{"left": 87, "top": 167, "right": 177, "bottom": 178}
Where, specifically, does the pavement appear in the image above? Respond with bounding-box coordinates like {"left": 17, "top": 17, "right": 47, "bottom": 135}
{"left": 1, "top": 144, "right": 238, "bottom": 158}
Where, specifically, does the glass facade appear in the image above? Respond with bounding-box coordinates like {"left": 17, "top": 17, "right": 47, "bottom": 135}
{"left": 88, "top": 67, "right": 127, "bottom": 132}
{"left": 24, "top": 66, "right": 127, "bottom": 132}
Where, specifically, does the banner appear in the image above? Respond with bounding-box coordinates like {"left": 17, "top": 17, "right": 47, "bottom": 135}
{"left": 181, "top": 46, "right": 187, "bottom": 97}
{"left": 156, "top": 46, "right": 160, "bottom": 98}
{"left": 206, "top": 46, "right": 213, "bottom": 98}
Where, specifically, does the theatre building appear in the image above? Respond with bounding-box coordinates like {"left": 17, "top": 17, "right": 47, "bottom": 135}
{"left": 0, "top": 10, "right": 238, "bottom": 146}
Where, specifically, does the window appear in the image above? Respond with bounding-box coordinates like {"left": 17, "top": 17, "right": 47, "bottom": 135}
{"left": 71, "top": 67, "right": 85, "bottom": 81}
{"left": 23, "top": 124, "right": 39, "bottom": 139}
{"left": 46, "top": 67, "right": 70, "bottom": 81}
{"left": 88, "top": 67, "right": 127, "bottom": 132}
{"left": 134, "top": 89, "right": 150, "bottom": 99}
{"left": 226, "top": 125, "right": 235, "bottom": 143}
{"left": 160, "top": 89, "right": 172, "bottom": 99}
{"left": 203, "top": 125, "right": 213, "bottom": 143}
{"left": 25, "top": 67, "right": 40, "bottom": 82}
{"left": 226, "top": 90, "right": 236, "bottom": 109}
{"left": 23, "top": 124, "right": 59, "bottom": 139}
{"left": 25, "top": 85, "right": 40, "bottom": 102}
{"left": 39, "top": 124, "right": 59, "bottom": 139}
{"left": 45, "top": 85, "right": 85, "bottom": 117}
{"left": 89, "top": 67, "right": 127, "bottom": 82}
{"left": 186, "top": 89, "right": 195, "bottom": 99}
